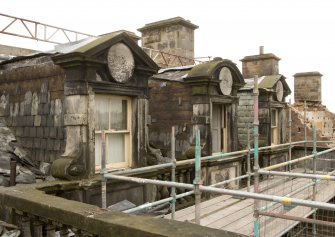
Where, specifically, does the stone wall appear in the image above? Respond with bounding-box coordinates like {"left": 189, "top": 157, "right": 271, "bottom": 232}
{"left": 0, "top": 56, "right": 66, "bottom": 164}
{"left": 148, "top": 79, "right": 193, "bottom": 158}
{"left": 290, "top": 105, "right": 334, "bottom": 146}
{"left": 237, "top": 92, "right": 272, "bottom": 148}
{"left": 237, "top": 91, "right": 288, "bottom": 149}
{"left": 237, "top": 91, "right": 254, "bottom": 149}
{"left": 294, "top": 72, "right": 322, "bottom": 103}
{"left": 240, "top": 53, "right": 280, "bottom": 78}
{"left": 138, "top": 17, "right": 198, "bottom": 68}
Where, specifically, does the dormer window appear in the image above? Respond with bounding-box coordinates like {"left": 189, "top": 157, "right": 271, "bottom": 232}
{"left": 94, "top": 95, "right": 132, "bottom": 171}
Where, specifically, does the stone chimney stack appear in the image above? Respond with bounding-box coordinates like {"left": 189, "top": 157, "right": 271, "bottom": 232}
{"left": 138, "top": 17, "right": 198, "bottom": 67}
{"left": 294, "top": 72, "right": 323, "bottom": 104}
{"left": 240, "top": 47, "right": 281, "bottom": 78}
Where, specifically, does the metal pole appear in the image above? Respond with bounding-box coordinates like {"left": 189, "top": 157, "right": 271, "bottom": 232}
{"left": 247, "top": 123, "right": 251, "bottom": 192}
{"left": 10, "top": 160, "right": 16, "bottom": 186}
{"left": 312, "top": 126, "right": 317, "bottom": 237}
{"left": 253, "top": 76, "right": 260, "bottom": 237}
{"left": 111, "top": 163, "right": 173, "bottom": 176}
{"left": 304, "top": 100, "right": 307, "bottom": 173}
{"left": 260, "top": 180, "right": 319, "bottom": 212}
{"left": 259, "top": 211, "right": 335, "bottom": 228}
{"left": 126, "top": 173, "right": 257, "bottom": 214}
{"left": 105, "top": 174, "right": 335, "bottom": 211}
{"left": 194, "top": 128, "right": 201, "bottom": 225}
{"left": 289, "top": 99, "right": 292, "bottom": 172}
{"left": 170, "top": 126, "right": 176, "bottom": 220}
{"left": 101, "top": 131, "right": 107, "bottom": 209}
{"left": 110, "top": 140, "right": 304, "bottom": 176}
{"left": 124, "top": 191, "right": 193, "bottom": 214}
{"left": 263, "top": 147, "right": 335, "bottom": 171}
{"left": 259, "top": 170, "right": 335, "bottom": 181}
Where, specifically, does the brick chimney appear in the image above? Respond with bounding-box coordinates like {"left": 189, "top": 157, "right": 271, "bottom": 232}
{"left": 138, "top": 17, "right": 198, "bottom": 67}
{"left": 294, "top": 72, "right": 323, "bottom": 104}
{"left": 240, "top": 46, "right": 281, "bottom": 78}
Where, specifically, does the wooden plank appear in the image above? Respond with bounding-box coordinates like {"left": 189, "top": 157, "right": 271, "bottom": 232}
{"left": 207, "top": 201, "right": 254, "bottom": 228}
{"left": 178, "top": 197, "right": 242, "bottom": 222}
{"left": 164, "top": 194, "right": 234, "bottom": 219}
{"left": 167, "top": 173, "right": 335, "bottom": 237}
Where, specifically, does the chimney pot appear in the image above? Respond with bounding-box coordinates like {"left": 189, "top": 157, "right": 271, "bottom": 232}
{"left": 260, "top": 46, "right": 264, "bottom": 55}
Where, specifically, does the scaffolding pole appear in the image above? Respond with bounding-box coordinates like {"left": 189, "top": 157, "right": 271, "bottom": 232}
{"left": 259, "top": 211, "right": 335, "bottom": 228}
{"left": 304, "top": 100, "right": 307, "bottom": 172}
{"left": 170, "top": 126, "right": 176, "bottom": 220}
{"left": 194, "top": 128, "right": 202, "bottom": 225}
{"left": 104, "top": 174, "right": 335, "bottom": 212}
{"left": 260, "top": 181, "right": 319, "bottom": 212}
{"left": 253, "top": 76, "right": 260, "bottom": 237}
{"left": 288, "top": 99, "right": 292, "bottom": 172}
{"left": 258, "top": 170, "right": 335, "bottom": 181}
{"left": 263, "top": 147, "right": 335, "bottom": 171}
{"left": 101, "top": 131, "right": 107, "bottom": 209}
{"left": 312, "top": 126, "right": 317, "bottom": 237}
{"left": 247, "top": 123, "right": 251, "bottom": 192}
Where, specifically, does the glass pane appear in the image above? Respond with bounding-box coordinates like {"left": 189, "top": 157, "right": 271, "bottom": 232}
{"left": 95, "top": 134, "right": 102, "bottom": 166}
{"left": 110, "top": 99, "right": 127, "bottom": 130}
{"left": 95, "top": 97, "right": 109, "bottom": 130}
{"left": 106, "top": 133, "right": 125, "bottom": 164}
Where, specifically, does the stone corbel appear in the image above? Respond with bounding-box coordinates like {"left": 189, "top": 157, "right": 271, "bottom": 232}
{"left": 51, "top": 95, "right": 88, "bottom": 180}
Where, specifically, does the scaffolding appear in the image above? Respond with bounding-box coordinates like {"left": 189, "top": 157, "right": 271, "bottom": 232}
{"left": 101, "top": 77, "right": 335, "bottom": 237}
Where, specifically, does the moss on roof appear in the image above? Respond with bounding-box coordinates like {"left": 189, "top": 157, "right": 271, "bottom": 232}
{"left": 187, "top": 61, "right": 222, "bottom": 78}
{"left": 258, "top": 75, "right": 281, "bottom": 89}
{"left": 72, "top": 33, "right": 120, "bottom": 54}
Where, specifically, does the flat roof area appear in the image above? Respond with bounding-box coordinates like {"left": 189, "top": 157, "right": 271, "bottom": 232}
{"left": 165, "top": 168, "right": 335, "bottom": 237}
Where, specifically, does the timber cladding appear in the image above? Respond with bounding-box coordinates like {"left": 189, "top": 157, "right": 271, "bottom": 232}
{"left": 0, "top": 56, "right": 66, "bottom": 163}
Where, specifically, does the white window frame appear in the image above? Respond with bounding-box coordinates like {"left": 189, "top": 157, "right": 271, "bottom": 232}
{"left": 211, "top": 104, "right": 228, "bottom": 154}
{"left": 271, "top": 109, "right": 279, "bottom": 145}
{"left": 94, "top": 95, "right": 132, "bottom": 172}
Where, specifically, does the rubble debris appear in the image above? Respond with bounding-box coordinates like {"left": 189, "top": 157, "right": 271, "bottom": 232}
{"left": 0, "top": 122, "right": 43, "bottom": 186}
{"left": 0, "top": 229, "right": 20, "bottom": 237}
{"left": 15, "top": 167, "right": 36, "bottom": 184}
{"left": 39, "top": 162, "right": 51, "bottom": 175}
{"left": 0, "top": 176, "right": 9, "bottom": 187}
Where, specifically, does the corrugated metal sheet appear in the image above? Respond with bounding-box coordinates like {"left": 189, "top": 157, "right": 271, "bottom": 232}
{"left": 241, "top": 75, "right": 281, "bottom": 90}
{"left": 152, "top": 68, "right": 192, "bottom": 81}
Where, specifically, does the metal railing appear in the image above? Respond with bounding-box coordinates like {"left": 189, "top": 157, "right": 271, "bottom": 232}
{"left": 101, "top": 76, "right": 335, "bottom": 237}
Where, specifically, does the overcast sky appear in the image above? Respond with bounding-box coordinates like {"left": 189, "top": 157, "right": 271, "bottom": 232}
{"left": 1, "top": 0, "right": 334, "bottom": 111}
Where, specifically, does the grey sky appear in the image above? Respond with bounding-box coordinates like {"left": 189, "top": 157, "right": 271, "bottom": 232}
{"left": 1, "top": 0, "right": 334, "bottom": 111}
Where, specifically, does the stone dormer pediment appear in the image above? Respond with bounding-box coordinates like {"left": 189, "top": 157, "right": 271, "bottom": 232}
{"left": 52, "top": 32, "right": 159, "bottom": 86}
{"left": 241, "top": 75, "right": 291, "bottom": 102}
{"left": 184, "top": 58, "right": 245, "bottom": 97}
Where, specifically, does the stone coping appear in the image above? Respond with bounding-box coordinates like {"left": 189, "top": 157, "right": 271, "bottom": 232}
{"left": 138, "top": 17, "right": 199, "bottom": 32}
{"left": 0, "top": 181, "right": 244, "bottom": 237}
